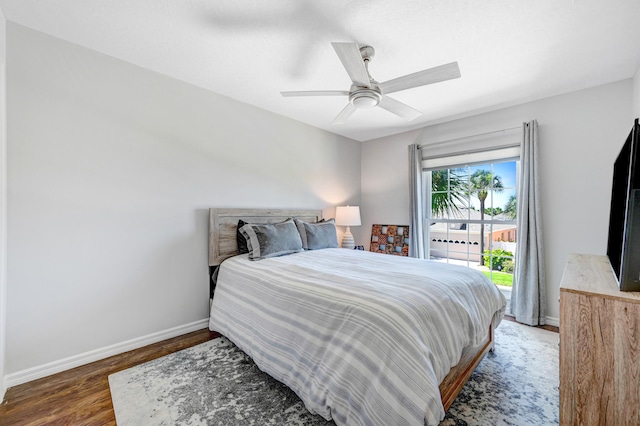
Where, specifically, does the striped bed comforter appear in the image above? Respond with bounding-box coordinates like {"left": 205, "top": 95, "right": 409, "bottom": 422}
{"left": 209, "top": 248, "right": 506, "bottom": 426}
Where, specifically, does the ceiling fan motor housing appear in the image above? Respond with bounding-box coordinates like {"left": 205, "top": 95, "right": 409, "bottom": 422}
{"left": 349, "top": 45, "right": 381, "bottom": 109}
{"left": 349, "top": 87, "right": 382, "bottom": 109}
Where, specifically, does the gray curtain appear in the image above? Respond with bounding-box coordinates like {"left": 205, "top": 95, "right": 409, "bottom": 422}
{"left": 511, "top": 120, "right": 546, "bottom": 325}
{"left": 408, "top": 144, "right": 425, "bottom": 258}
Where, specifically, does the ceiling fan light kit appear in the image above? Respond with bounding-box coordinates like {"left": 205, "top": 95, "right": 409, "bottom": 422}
{"left": 281, "top": 42, "right": 460, "bottom": 124}
{"left": 350, "top": 88, "right": 381, "bottom": 109}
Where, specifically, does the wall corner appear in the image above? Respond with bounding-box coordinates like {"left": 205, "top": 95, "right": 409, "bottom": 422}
{"left": 633, "top": 63, "right": 640, "bottom": 121}
{"left": 0, "top": 7, "right": 7, "bottom": 403}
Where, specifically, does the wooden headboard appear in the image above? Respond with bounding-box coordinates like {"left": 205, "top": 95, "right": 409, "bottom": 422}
{"left": 208, "top": 208, "right": 322, "bottom": 266}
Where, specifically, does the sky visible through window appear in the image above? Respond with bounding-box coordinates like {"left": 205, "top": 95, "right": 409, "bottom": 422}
{"left": 467, "top": 160, "right": 517, "bottom": 213}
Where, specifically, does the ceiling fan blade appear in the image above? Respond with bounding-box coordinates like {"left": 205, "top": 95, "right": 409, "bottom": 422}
{"left": 378, "top": 96, "right": 422, "bottom": 121}
{"left": 332, "top": 103, "right": 357, "bottom": 125}
{"left": 380, "top": 62, "right": 461, "bottom": 95}
{"left": 331, "top": 42, "right": 371, "bottom": 88}
{"left": 281, "top": 90, "right": 349, "bottom": 97}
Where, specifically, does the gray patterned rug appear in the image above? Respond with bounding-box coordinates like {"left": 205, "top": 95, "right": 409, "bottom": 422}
{"left": 109, "top": 320, "right": 559, "bottom": 426}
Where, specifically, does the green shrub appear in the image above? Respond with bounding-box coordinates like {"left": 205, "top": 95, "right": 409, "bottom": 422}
{"left": 502, "top": 259, "right": 514, "bottom": 273}
{"left": 483, "top": 248, "right": 514, "bottom": 271}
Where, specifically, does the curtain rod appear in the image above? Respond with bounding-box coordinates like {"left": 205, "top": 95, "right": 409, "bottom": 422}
{"left": 418, "top": 125, "right": 521, "bottom": 149}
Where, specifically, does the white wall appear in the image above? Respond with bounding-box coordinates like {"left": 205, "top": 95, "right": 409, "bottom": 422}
{"left": 0, "top": 8, "right": 6, "bottom": 402}
{"left": 5, "top": 23, "right": 361, "bottom": 380}
{"left": 361, "top": 80, "right": 633, "bottom": 325}
{"left": 633, "top": 64, "right": 640, "bottom": 120}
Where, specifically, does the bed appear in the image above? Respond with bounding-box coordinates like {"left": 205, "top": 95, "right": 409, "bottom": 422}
{"left": 208, "top": 208, "right": 506, "bottom": 426}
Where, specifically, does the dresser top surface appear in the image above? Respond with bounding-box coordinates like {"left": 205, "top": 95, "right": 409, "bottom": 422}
{"left": 560, "top": 253, "right": 640, "bottom": 303}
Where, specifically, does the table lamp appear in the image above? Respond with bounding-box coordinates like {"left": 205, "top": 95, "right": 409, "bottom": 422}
{"left": 335, "top": 205, "right": 361, "bottom": 249}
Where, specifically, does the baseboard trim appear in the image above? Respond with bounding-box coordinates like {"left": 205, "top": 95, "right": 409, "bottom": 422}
{"left": 4, "top": 318, "right": 209, "bottom": 389}
{"left": 545, "top": 316, "right": 559, "bottom": 327}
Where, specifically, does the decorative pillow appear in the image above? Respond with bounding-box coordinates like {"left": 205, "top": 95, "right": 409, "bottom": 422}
{"left": 237, "top": 219, "right": 249, "bottom": 254}
{"left": 294, "top": 218, "right": 338, "bottom": 250}
{"left": 240, "top": 218, "right": 304, "bottom": 260}
{"left": 237, "top": 219, "right": 250, "bottom": 254}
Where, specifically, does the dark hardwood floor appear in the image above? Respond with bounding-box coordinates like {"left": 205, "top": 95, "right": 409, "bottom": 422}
{"left": 0, "top": 318, "right": 556, "bottom": 426}
{"left": 0, "top": 329, "right": 220, "bottom": 426}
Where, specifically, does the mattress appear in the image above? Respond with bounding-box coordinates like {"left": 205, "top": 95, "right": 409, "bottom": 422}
{"left": 209, "top": 248, "right": 506, "bottom": 426}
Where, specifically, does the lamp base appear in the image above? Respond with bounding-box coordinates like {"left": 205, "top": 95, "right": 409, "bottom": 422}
{"left": 341, "top": 226, "right": 355, "bottom": 249}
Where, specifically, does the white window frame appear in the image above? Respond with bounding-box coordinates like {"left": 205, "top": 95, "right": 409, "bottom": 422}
{"left": 422, "top": 146, "right": 520, "bottom": 282}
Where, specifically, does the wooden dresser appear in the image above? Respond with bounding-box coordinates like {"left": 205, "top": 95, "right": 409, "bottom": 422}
{"left": 559, "top": 253, "right": 640, "bottom": 425}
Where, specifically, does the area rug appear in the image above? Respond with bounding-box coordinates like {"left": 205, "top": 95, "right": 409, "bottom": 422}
{"left": 109, "top": 320, "right": 559, "bottom": 426}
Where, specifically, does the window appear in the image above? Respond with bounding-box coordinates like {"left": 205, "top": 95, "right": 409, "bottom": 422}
{"left": 425, "top": 160, "right": 518, "bottom": 291}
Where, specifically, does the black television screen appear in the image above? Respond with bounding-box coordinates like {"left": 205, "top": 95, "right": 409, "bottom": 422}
{"left": 607, "top": 118, "right": 640, "bottom": 291}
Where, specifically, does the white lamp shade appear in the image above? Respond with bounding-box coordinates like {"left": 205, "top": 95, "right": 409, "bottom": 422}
{"left": 335, "top": 206, "right": 361, "bottom": 227}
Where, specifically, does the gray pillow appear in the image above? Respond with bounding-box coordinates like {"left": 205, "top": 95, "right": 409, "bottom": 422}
{"left": 240, "top": 218, "right": 303, "bottom": 260}
{"left": 294, "top": 218, "right": 338, "bottom": 250}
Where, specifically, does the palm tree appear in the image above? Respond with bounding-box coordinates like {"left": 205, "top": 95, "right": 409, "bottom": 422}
{"left": 484, "top": 207, "right": 503, "bottom": 216}
{"left": 504, "top": 195, "right": 517, "bottom": 219}
{"left": 431, "top": 169, "right": 467, "bottom": 217}
{"left": 469, "top": 170, "right": 504, "bottom": 266}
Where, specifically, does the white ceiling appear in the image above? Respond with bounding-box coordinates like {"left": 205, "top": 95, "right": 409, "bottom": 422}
{"left": 1, "top": 0, "right": 640, "bottom": 141}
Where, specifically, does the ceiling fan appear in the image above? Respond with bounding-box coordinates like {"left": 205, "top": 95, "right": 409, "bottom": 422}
{"left": 281, "top": 42, "right": 461, "bottom": 124}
